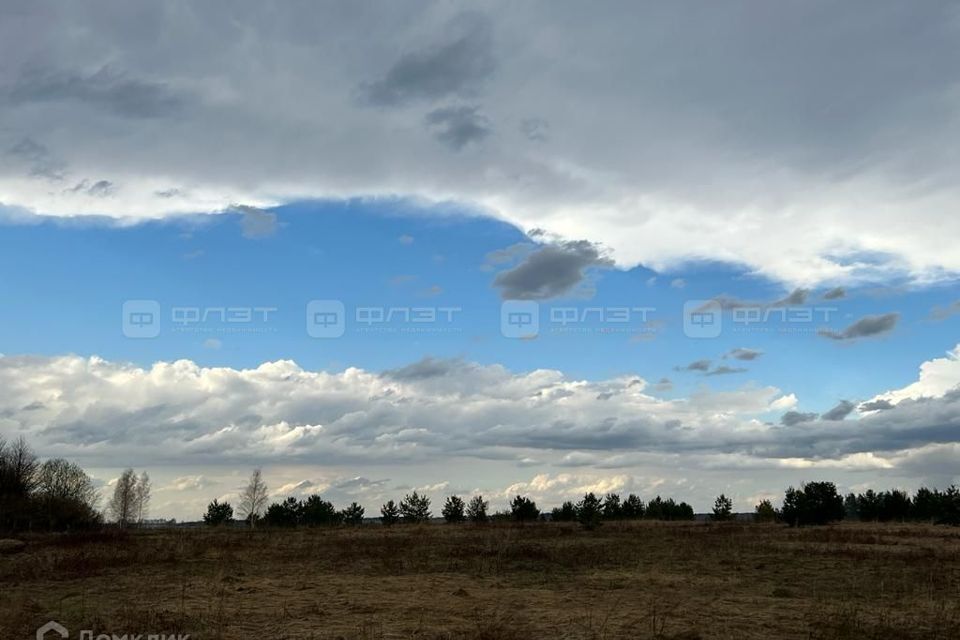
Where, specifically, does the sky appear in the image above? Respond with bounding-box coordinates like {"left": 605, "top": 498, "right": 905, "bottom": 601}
{"left": 1, "top": 1, "right": 959, "bottom": 520}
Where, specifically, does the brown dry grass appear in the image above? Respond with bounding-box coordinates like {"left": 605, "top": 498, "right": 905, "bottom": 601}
{"left": 2, "top": 521, "right": 959, "bottom": 639}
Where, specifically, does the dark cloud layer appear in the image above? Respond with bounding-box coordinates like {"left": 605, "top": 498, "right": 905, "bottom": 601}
{"left": 424, "top": 105, "right": 490, "bottom": 150}
{"left": 9, "top": 65, "right": 188, "bottom": 118}
{"left": 781, "top": 411, "right": 818, "bottom": 426}
{"left": 822, "top": 400, "right": 856, "bottom": 421}
{"left": 357, "top": 14, "right": 495, "bottom": 107}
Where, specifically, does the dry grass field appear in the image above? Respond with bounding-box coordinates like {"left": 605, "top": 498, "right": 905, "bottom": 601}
{"left": 2, "top": 521, "right": 959, "bottom": 640}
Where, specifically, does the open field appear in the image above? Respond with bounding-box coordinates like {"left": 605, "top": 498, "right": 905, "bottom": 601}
{"left": 3, "top": 521, "right": 960, "bottom": 640}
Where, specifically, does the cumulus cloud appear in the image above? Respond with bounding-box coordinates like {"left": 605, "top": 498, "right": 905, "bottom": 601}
{"left": 492, "top": 239, "right": 612, "bottom": 299}
{"left": 1, "top": 3, "right": 959, "bottom": 285}
{"left": 0, "top": 353, "right": 807, "bottom": 467}
{"left": 822, "top": 287, "right": 846, "bottom": 300}
{"left": 864, "top": 345, "right": 960, "bottom": 404}
{"left": 4, "top": 348, "right": 960, "bottom": 517}
{"left": 5, "top": 349, "right": 956, "bottom": 473}
{"left": 819, "top": 312, "right": 899, "bottom": 341}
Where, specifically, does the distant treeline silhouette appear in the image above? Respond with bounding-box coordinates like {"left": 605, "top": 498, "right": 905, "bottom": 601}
{"left": 3, "top": 437, "right": 959, "bottom": 533}
{"left": 0, "top": 436, "right": 149, "bottom": 533}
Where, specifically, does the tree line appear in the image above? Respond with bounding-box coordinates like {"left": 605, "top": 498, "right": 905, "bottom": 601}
{"left": 209, "top": 469, "right": 698, "bottom": 529}
{"left": 3, "top": 437, "right": 959, "bottom": 533}
{"left": 748, "top": 482, "right": 960, "bottom": 527}
{"left": 0, "top": 436, "right": 150, "bottom": 532}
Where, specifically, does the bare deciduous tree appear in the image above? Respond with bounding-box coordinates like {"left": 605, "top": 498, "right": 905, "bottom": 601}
{"left": 238, "top": 469, "right": 269, "bottom": 527}
{"left": 108, "top": 468, "right": 139, "bottom": 527}
{"left": 36, "top": 458, "right": 99, "bottom": 509}
{"left": 0, "top": 436, "right": 40, "bottom": 497}
{"left": 134, "top": 471, "right": 151, "bottom": 524}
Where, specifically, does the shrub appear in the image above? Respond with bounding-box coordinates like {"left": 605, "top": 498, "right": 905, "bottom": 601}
{"left": 400, "top": 491, "right": 432, "bottom": 523}
{"left": 203, "top": 499, "right": 234, "bottom": 526}
{"left": 510, "top": 495, "right": 540, "bottom": 523}
{"left": 781, "top": 482, "right": 844, "bottom": 527}
{"left": 380, "top": 500, "right": 400, "bottom": 526}
{"left": 442, "top": 495, "right": 466, "bottom": 523}
{"left": 466, "top": 495, "right": 488, "bottom": 523}
{"left": 712, "top": 494, "right": 734, "bottom": 521}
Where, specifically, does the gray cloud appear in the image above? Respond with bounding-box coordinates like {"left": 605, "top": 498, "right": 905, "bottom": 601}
{"left": 930, "top": 300, "right": 960, "bottom": 321}
{"left": 708, "top": 288, "right": 811, "bottom": 311}
{"left": 774, "top": 288, "right": 811, "bottom": 306}
{"left": 492, "top": 239, "right": 612, "bottom": 300}
{"left": 781, "top": 411, "right": 818, "bottom": 426}
{"left": 424, "top": 105, "right": 490, "bottom": 150}
{"left": 7, "top": 137, "right": 65, "bottom": 180}
{"left": 1, "top": 350, "right": 959, "bottom": 505}
{"left": 823, "top": 287, "right": 847, "bottom": 300}
{"left": 653, "top": 378, "right": 673, "bottom": 392}
{"left": 383, "top": 356, "right": 466, "bottom": 381}
{"left": 706, "top": 366, "right": 747, "bottom": 376}
{"left": 860, "top": 398, "right": 895, "bottom": 412}
{"left": 235, "top": 205, "right": 278, "bottom": 239}
{"left": 65, "top": 179, "right": 115, "bottom": 198}
{"left": 822, "top": 400, "right": 855, "bottom": 421}
{"left": 819, "top": 312, "right": 899, "bottom": 341}
{"left": 1, "top": 4, "right": 959, "bottom": 286}
{"left": 726, "top": 348, "right": 763, "bottom": 361}
{"left": 676, "top": 359, "right": 711, "bottom": 373}
{"left": 520, "top": 118, "right": 548, "bottom": 142}
{"left": 8, "top": 65, "right": 188, "bottom": 118}
{"left": 357, "top": 14, "right": 495, "bottom": 106}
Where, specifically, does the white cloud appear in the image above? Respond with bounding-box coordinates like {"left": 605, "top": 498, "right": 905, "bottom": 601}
{"left": 1, "top": 3, "right": 959, "bottom": 286}
{"left": 867, "top": 345, "right": 960, "bottom": 405}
